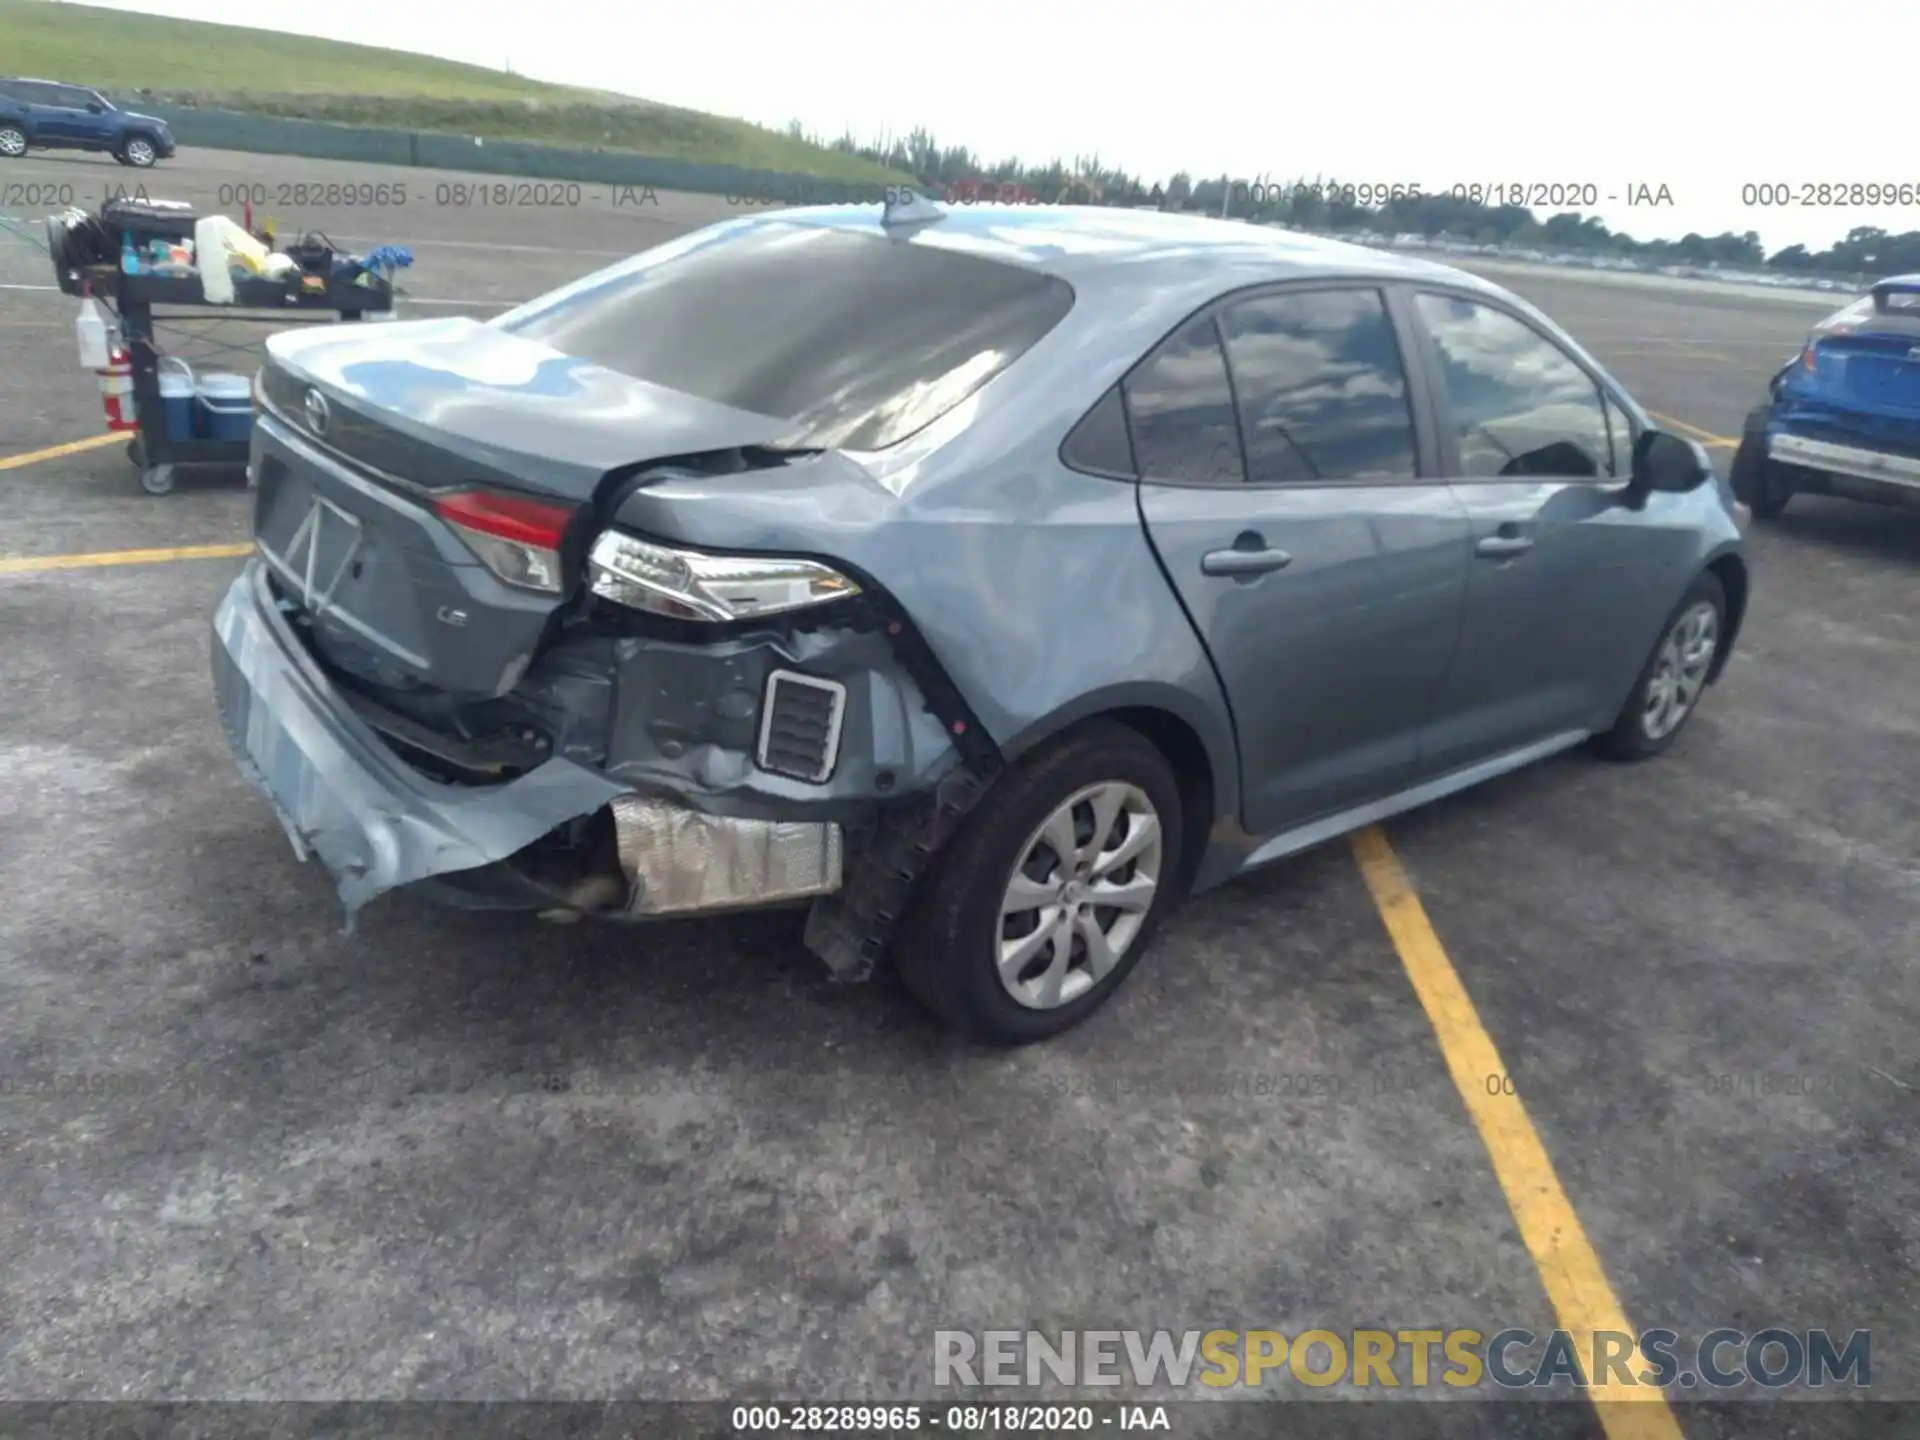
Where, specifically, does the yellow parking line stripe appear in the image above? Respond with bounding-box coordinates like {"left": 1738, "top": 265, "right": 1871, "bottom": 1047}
{"left": 0, "top": 543, "right": 252, "bottom": 575}
{"left": 1648, "top": 411, "right": 1739, "bottom": 448}
{"left": 1350, "top": 827, "right": 1684, "bottom": 1439}
{"left": 0, "top": 433, "right": 124, "bottom": 471}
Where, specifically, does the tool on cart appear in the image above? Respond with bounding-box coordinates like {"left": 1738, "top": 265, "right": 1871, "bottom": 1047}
{"left": 96, "top": 339, "right": 138, "bottom": 434}
{"left": 50, "top": 195, "right": 401, "bottom": 496}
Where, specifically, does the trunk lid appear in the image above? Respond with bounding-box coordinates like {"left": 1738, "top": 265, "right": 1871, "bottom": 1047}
{"left": 252, "top": 317, "right": 796, "bottom": 705}
{"left": 1805, "top": 330, "right": 1920, "bottom": 416}
{"left": 260, "top": 316, "right": 795, "bottom": 500}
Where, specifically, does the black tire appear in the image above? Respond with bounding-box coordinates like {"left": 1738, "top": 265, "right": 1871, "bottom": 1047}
{"left": 0, "top": 125, "right": 27, "bottom": 159}
{"left": 1591, "top": 570, "right": 1728, "bottom": 762}
{"left": 1729, "top": 408, "right": 1791, "bottom": 520}
{"left": 892, "top": 720, "right": 1185, "bottom": 1045}
{"left": 119, "top": 136, "right": 159, "bottom": 168}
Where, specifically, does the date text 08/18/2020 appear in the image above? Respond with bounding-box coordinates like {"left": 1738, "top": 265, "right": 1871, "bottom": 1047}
{"left": 718, "top": 179, "right": 1679, "bottom": 209}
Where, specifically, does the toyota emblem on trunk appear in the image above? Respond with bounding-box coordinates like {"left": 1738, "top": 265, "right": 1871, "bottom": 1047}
{"left": 303, "top": 388, "right": 330, "bottom": 436}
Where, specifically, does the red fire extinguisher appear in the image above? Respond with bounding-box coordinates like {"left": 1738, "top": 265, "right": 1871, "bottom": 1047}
{"left": 97, "top": 340, "right": 139, "bottom": 433}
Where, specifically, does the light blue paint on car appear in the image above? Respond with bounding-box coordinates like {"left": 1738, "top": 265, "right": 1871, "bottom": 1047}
{"left": 210, "top": 198, "right": 1748, "bottom": 1042}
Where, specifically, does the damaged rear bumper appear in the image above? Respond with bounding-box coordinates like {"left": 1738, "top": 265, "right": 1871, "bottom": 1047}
{"left": 209, "top": 560, "right": 846, "bottom": 924}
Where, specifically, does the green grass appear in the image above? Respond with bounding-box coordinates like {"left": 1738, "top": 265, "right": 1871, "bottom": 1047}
{"left": 0, "top": 0, "right": 908, "bottom": 181}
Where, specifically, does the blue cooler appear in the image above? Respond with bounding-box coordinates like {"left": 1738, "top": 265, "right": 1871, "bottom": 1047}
{"left": 157, "top": 357, "right": 197, "bottom": 441}
{"left": 195, "top": 372, "right": 254, "bottom": 444}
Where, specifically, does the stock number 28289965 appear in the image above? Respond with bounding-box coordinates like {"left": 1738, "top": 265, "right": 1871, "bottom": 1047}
{"left": 731, "top": 1405, "right": 923, "bottom": 1432}
{"left": 216, "top": 182, "right": 409, "bottom": 207}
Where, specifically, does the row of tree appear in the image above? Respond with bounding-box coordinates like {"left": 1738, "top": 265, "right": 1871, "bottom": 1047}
{"left": 786, "top": 121, "right": 1920, "bottom": 280}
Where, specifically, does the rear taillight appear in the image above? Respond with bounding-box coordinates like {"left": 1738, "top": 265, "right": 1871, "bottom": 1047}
{"left": 433, "top": 488, "right": 577, "bottom": 594}
{"left": 1801, "top": 340, "right": 1819, "bottom": 372}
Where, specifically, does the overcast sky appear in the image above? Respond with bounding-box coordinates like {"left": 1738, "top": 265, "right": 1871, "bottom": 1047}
{"left": 81, "top": 0, "right": 1916, "bottom": 253}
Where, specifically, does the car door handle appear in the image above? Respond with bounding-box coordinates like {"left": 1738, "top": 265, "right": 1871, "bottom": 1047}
{"left": 1201, "top": 545, "right": 1293, "bottom": 577}
{"left": 1475, "top": 535, "right": 1535, "bottom": 559}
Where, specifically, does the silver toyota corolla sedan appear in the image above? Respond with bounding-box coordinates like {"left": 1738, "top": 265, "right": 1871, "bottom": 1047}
{"left": 212, "top": 198, "right": 1748, "bottom": 1043}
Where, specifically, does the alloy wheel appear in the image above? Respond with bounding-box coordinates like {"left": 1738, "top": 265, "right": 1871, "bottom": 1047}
{"left": 995, "top": 781, "right": 1163, "bottom": 1010}
{"left": 125, "top": 138, "right": 155, "bottom": 166}
{"left": 0, "top": 129, "right": 26, "bottom": 157}
{"left": 1641, "top": 600, "right": 1719, "bottom": 740}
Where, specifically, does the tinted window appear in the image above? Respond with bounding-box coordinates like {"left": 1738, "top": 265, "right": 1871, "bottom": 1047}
{"left": 14, "top": 82, "right": 62, "bottom": 105}
{"left": 496, "top": 222, "right": 1074, "bottom": 452}
{"left": 1415, "top": 293, "right": 1611, "bottom": 479}
{"left": 1219, "top": 289, "right": 1417, "bottom": 483}
{"left": 1123, "top": 315, "right": 1244, "bottom": 485}
{"left": 1061, "top": 385, "right": 1136, "bottom": 478}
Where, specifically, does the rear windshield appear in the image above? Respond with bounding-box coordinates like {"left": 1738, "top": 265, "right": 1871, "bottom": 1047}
{"left": 494, "top": 221, "right": 1074, "bottom": 451}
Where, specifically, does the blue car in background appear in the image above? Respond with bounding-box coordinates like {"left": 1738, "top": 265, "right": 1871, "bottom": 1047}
{"left": 1732, "top": 275, "right": 1920, "bottom": 519}
{"left": 0, "top": 77, "right": 175, "bottom": 167}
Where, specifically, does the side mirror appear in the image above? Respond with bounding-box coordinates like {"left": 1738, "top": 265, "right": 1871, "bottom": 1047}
{"left": 1626, "top": 429, "right": 1713, "bottom": 506}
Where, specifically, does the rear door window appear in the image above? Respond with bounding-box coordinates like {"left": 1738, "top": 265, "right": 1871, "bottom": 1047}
{"left": 1122, "top": 315, "right": 1245, "bottom": 485}
{"left": 1218, "top": 288, "right": 1419, "bottom": 483}
{"left": 1414, "top": 292, "right": 1613, "bottom": 479}
{"left": 495, "top": 222, "right": 1074, "bottom": 452}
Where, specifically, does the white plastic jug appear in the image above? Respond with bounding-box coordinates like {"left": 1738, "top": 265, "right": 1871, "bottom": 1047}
{"left": 75, "top": 296, "right": 110, "bottom": 370}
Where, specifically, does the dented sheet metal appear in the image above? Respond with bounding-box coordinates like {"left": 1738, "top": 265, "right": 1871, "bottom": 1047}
{"left": 211, "top": 563, "right": 627, "bottom": 924}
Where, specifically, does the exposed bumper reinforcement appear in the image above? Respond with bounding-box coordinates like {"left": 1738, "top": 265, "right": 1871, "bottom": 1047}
{"left": 611, "top": 795, "right": 842, "bottom": 916}
{"left": 211, "top": 559, "right": 849, "bottom": 927}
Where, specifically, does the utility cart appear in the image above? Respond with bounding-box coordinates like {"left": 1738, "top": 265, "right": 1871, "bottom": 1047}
{"left": 50, "top": 201, "right": 398, "bottom": 495}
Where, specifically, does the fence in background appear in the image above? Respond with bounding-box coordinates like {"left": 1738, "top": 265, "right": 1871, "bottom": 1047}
{"left": 110, "top": 100, "right": 871, "bottom": 199}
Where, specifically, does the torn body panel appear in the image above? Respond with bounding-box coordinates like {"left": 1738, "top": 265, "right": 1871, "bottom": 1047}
{"left": 591, "top": 623, "right": 963, "bottom": 818}
{"left": 211, "top": 563, "right": 629, "bottom": 925}
{"left": 211, "top": 556, "right": 969, "bottom": 941}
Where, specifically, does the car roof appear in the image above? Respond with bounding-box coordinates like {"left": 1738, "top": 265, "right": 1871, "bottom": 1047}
{"left": 768, "top": 202, "right": 1494, "bottom": 290}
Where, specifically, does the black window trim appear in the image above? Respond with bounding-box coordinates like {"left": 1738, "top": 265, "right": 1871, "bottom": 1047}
{"left": 1402, "top": 282, "right": 1639, "bottom": 488}
{"left": 1058, "top": 275, "right": 1443, "bottom": 490}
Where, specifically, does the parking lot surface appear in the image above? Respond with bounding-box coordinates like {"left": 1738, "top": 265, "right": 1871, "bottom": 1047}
{"left": 0, "top": 147, "right": 1913, "bottom": 1432}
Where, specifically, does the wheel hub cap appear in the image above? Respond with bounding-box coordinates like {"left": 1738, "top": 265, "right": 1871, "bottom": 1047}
{"left": 994, "top": 781, "right": 1164, "bottom": 1011}
{"left": 1642, "top": 599, "right": 1719, "bottom": 740}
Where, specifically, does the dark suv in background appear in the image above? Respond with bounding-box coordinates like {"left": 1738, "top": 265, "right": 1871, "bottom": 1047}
{"left": 0, "top": 78, "right": 175, "bottom": 167}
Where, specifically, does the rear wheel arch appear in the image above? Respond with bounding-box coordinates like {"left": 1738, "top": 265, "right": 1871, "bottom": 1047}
{"left": 1001, "top": 696, "right": 1225, "bottom": 895}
